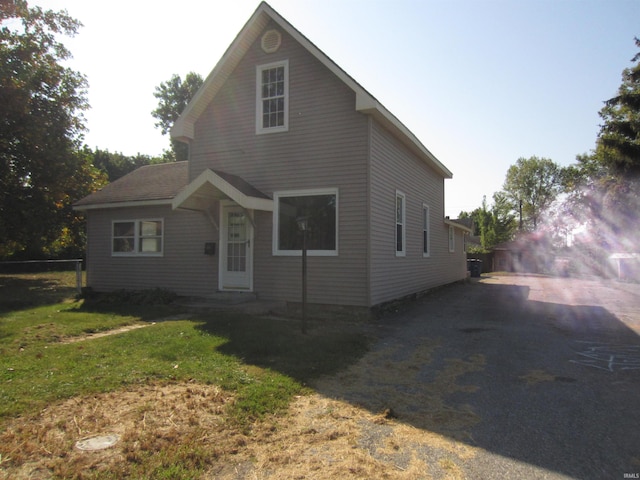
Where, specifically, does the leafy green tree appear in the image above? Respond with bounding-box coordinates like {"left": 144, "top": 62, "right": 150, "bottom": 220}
{"left": 88, "top": 147, "right": 164, "bottom": 182}
{"left": 459, "top": 194, "right": 517, "bottom": 251}
{"left": 485, "top": 192, "right": 518, "bottom": 247}
{"left": 152, "top": 72, "right": 203, "bottom": 161}
{"left": 0, "top": 1, "right": 103, "bottom": 259}
{"left": 502, "top": 156, "right": 562, "bottom": 231}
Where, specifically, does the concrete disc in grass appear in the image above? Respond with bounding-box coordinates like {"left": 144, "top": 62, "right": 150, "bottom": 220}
{"left": 75, "top": 434, "right": 120, "bottom": 451}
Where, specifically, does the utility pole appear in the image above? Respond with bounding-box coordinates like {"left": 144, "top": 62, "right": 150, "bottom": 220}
{"left": 519, "top": 199, "right": 523, "bottom": 231}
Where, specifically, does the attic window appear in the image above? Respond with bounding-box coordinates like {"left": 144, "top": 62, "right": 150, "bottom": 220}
{"left": 261, "top": 29, "right": 282, "bottom": 53}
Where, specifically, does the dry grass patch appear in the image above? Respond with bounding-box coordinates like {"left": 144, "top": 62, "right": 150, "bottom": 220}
{"left": 0, "top": 383, "right": 236, "bottom": 479}
{"left": 212, "top": 394, "right": 477, "bottom": 480}
{"left": 1, "top": 385, "right": 478, "bottom": 480}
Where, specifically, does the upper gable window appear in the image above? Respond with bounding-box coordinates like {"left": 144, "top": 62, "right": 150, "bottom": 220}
{"left": 256, "top": 60, "right": 289, "bottom": 134}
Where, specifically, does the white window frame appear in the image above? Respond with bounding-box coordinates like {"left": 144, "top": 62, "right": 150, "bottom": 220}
{"left": 112, "top": 219, "right": 164, "bottom": 257}
{"left": 422, "top": 204, "right": 431, "bottom": 257}
{"left": 256, "top": 60, "right": 289, "bottom": 135}
{"left": 272, "top": 188, "right": 339, "bottom": 256}
{"left": 448, "top": 225, "right": 455, "bottom": 253}
{"left": 395, "top": 190, "right": 406, "bottom": 257}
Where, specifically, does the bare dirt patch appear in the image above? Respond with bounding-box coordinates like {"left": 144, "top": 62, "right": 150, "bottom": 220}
{"left": 60, "top": 323, "right": 152, "bottom": 344}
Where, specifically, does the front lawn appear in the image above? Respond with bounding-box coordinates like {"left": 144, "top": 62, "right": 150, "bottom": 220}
{"left": 0, "top": 272, "right": 369, "bottom": 478}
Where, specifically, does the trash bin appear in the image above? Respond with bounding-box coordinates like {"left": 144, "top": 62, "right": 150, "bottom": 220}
{"left": 467, "top": 259, "right": 482, "bottom": 278}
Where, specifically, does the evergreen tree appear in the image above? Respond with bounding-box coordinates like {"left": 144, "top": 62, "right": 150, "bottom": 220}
{"left": 564, "top": 38, "right": 640, "bottom": 255}
{"left": 597, "top": 37, "right": 640, "bottom": 175}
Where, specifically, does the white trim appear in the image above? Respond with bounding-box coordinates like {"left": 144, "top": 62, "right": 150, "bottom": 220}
{"left": 219, "top": 203, "right": 254, "bottom": 291}
{"left": 422, "top": 203, "right": 431, "bottom": 258}
{"left": 111, "top": 218, "right": 164, "bottom": 257}
{"left": 272, "top": 188, "right": 339, "bottom": 256}
{"left": 74, "top": 199, "right": 172, "bottom": 211}
{"left": 395, "top": 190, "right": 406, "bottom": 257}
{"left": 256, "top": 60, "right": 289, "bottom": 135}
{"left": 172, "top": 169, "right": 274, "bottom": 212}
{"left": 169, "top": 3, "right": 452, "bottom": 179}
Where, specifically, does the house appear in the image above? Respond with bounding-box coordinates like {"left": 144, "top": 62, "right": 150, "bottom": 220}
{"left": 609, "top": 253, "right": 640, "bottom": 282}
{"left": 74, "top": 2, "right": 472, "bottom": 312}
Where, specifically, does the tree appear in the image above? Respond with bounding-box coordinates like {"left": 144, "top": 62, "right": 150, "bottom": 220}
{"left": 562, "top": 39, "right": 640, "bottom": 255}
{"left": 597, "top": 37, "right": 640, "bottom": 175}
{"left": 545, "top": 38, "right": 640, "bottom": 279}
{"left": 151, "top": 72, "right": 203, "bottom": 161}
{"left": 459, "top": 194, "right": 517, "bottom": 251}
{"left": 88, "top": 147, "right": 164, "bottom": 182}
{"left": 485, "top": 192, "right": 518, "bottom": 246}
{"left": 502, "top": 156, "right": 562, "bottom": 231}
{"left": 0, "top": 1, "right": 103, "bottom": 259}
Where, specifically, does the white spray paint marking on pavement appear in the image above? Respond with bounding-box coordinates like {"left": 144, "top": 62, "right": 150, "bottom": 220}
{"left": 570, "top": 342, "right": 640, "bottom": 372}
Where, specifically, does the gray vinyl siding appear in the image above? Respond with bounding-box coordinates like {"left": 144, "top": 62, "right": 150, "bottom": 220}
{"left": 188, "top": 23, "right": 370, "bottom": 306}
{"left": 85, "top": 206, "right": 218, "bottom": 297}
{"left": 369, "top": 120, "right": 466, "bottom": 306}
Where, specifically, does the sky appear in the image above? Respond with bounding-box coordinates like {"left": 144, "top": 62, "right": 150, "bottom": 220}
{"left": 44, "top": 0, "right": 640, "bottom": 217}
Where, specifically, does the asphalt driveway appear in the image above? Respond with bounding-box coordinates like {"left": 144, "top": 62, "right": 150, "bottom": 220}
{"left": 315, "top": 274, "right": 640, "bottom": 479}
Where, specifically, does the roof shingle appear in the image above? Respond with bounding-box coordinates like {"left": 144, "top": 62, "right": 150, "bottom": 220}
{"left": 74, "top": 162, "right": 188, "bottom": 208}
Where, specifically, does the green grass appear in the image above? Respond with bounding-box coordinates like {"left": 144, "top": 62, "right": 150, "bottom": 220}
{"left": 0, "top": 272, "right": 370, "bottom": 424}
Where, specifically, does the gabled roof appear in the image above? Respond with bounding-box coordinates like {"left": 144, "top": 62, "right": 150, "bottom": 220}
{"left": 74, "top": 161, "right": 273, "bottom": 212}
{"left": 172, "top": 169, "right": 273, "bottom": 212}
{"left": 170, "top": 1, "right": 452, "bottom": 179}
{"left": 74, "top": 162, "right": 189, "bottom": 211}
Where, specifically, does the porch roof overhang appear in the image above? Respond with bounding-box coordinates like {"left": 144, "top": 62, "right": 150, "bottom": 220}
{"left": 172, "top": 169, "right": 273, "bottom": 212}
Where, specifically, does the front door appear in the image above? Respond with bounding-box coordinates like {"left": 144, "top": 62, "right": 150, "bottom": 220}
{"left": 220, "top": 205, "right": 253, "bottom": 291}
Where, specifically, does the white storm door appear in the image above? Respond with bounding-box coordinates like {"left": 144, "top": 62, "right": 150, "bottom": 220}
{"left": 220, "top": 205, "right": 253, "bottom": 291}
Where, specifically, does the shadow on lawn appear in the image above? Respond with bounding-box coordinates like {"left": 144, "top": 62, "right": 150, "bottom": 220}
{"left": 0, "top": 275, "right": 77, "bottom": 311}
{"left": 305, "top": 279, "right": 640, "bottom": 480}
{"left": 194, "top": 314, "right": 371, "bottom": 383}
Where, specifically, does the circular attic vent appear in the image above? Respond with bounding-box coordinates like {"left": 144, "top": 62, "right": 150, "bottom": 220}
{"left": 261, "top": 29, "right": 282, "bottom": 53}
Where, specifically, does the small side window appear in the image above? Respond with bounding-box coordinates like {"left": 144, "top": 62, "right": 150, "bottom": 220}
{"left": 112, "top": 219, "right": 163, "bottom": 256}
{"left": 448, "top": 226, "right": 455, "bottom": 253}
{"left": 396, "top": 191, "right": 405, "bottom": 256}
{"left": 422, "top": 204, "right": 430, "bottom": 257}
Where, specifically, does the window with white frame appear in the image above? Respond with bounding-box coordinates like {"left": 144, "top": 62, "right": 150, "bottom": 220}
{"left": 422, "top": 204, "right": 430, "bottom": 257}
{"left": 256, "top": 60, "right": 288, "bottom": 134}
{"left": 448, "top": 225, "right": 455, "bottom": 253}
{"left": 273, "top": 189, "right": 338, "bottom": 255}
{"left": 112, "top": 219, "right": 163, "bottom": 256}
{"left": 396, "top": 191, "right": 405, "bottom": 256}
